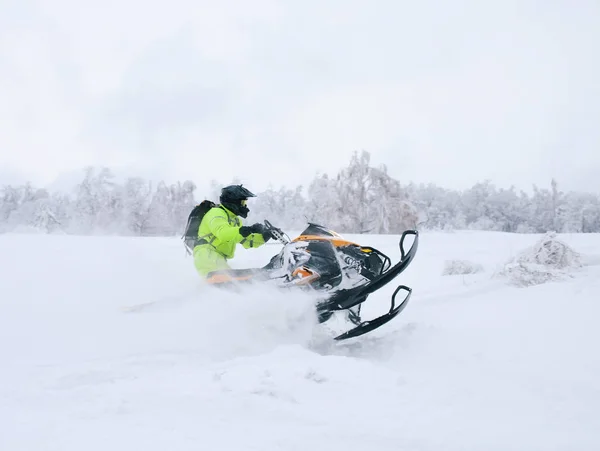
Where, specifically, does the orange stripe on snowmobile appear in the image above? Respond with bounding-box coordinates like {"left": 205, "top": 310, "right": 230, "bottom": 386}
{"left": 291, "top": 235, "right": 359, "bottom": 247}
{"left": 206, "top": 273, "right": 254, "bottom": 284}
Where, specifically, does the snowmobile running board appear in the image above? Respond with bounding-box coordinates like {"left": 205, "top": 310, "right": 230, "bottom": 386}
{"left": 317, "top": 230, "right": 419, "bottom": 340}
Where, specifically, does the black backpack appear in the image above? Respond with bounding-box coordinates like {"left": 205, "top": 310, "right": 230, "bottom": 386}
{"left": 182, "top": 200, "right": 216, "bottom": 254}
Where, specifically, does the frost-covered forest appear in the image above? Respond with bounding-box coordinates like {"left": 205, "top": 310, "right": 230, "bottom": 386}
{"left": 1, "top": 150, "right": 599, "bottom": 236}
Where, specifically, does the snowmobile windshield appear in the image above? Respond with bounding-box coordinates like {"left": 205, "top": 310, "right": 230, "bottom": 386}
{"left": 300, "top": 223, "right": 340, "bottom": 238}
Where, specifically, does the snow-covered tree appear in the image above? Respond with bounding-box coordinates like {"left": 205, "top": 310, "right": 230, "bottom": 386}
{"left": 121, "top": 177, "right": 153, "bottom": 235}
{"left": 521, "top": 179, "right": 570, "bottom": 233}
{"left": 145, "top": 181, "right": 175, "bottom": 236}
{"left": 0, "top": 185, "right": 23, "bottom": 232}
{"left": 461, "top": 180, "right": 496, "bottom": 229}
{"left": 170, "top": 180, "right": 197, "bottom": 235}
{"left": 329, "top": 150, "right": 417, "bottom": 234}
{"left": 369, "top": 164, "right": 418, "bottom": 233}
{"left": 245, "top": 185, "right": 307, "bottom": 231}
{"left": 334, "top": 150, "right": 375, "bottom": 232}
{"left": 306, "top": 173, "right": 340, "bottom": 229}
{"left": 1, "top": 158, "right": 599, "bottom": 236}
{"left": 406, "top": 182, "right": 463, "bottom": 230}
{"left": 6, "top": 186, "right": 58, "bottom": 233}
{"left": 71, "top": 167, "right": 120, "bottom": 234}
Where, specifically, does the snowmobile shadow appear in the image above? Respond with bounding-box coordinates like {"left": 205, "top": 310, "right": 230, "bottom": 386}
{"left": 307, "top": 322, "right": 419, "bottom": 361}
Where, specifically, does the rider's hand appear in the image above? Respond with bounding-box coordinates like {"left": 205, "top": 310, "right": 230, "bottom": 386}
{"left": 239, "top": 223, "right": 266, "bottom": 237}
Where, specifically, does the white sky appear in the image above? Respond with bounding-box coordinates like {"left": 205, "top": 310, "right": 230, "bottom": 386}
{"left": 1, "top": 0, "right": 599, "bottom": 196}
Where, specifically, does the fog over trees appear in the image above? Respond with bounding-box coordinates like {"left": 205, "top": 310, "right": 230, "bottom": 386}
{"left": 2, "top": 151, "right": 599, "bottom": 236}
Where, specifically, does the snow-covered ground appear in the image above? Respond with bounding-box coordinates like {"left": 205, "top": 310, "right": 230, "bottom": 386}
{"left": 1, "top": 230, "right": 600, "bottom": 451}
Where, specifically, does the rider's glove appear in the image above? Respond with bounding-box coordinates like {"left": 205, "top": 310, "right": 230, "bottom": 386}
{"left": 239, "top": 223, "right": 266, "bottom": 237}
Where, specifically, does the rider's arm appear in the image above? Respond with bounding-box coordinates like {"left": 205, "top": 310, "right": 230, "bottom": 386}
{"left": 208, "top": 214, "right": 243, "bottom": 243}
{"left": 240, "top": 233, "right": 266, "bottom": 249}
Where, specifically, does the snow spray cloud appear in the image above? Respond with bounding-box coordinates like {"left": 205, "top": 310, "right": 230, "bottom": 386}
{"left": 125, "top": 280, "right": 324, "bottom": 362}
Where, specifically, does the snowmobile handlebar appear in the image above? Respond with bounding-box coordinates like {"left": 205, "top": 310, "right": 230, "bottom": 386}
{"left": 263, "top": 220, "right": 291, "bottom": 244}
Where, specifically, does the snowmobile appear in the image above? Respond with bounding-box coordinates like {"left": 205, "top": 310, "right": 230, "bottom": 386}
{"left": 205, "top": 221, "right": 420, "bottom": 341}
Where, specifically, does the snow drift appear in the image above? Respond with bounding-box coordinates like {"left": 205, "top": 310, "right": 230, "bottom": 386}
{"left": 442, "top": 259, "right": 484, "bottom": 275}
{"left": 496, "top": 231, "right": 583, "bottom": 287}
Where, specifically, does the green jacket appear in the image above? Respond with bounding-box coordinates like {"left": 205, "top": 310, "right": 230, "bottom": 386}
{"left": 195, "top": 205, "right": 266, "bottom": 259}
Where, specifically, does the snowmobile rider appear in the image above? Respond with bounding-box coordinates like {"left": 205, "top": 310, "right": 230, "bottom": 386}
{"left": 193, "top": 184, "right": 272, "bottom": 277}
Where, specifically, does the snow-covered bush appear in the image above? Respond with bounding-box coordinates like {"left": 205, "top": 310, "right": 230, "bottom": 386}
{"left": 496, "top": 232, "right": 582, "bottom": 287}
{"left": 442, "top": 259, "right": 484, "bottom": 276}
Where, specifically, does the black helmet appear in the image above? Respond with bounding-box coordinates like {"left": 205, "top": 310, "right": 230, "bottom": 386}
{"left": 220, "top": 184, "right": 256, "bottom": 218}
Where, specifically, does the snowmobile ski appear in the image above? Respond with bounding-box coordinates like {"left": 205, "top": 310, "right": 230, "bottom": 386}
{"left": 331, "top": 285, "right": 412, "bottom": 340}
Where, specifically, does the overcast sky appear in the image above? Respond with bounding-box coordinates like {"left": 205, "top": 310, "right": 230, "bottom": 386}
{"left": 1, "top": 0, "right": 599, "bottom": 196}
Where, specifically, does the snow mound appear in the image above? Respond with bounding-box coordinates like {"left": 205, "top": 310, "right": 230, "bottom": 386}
{"left": 442, "top": 259, "right": 484, "bottom": 276}
{"left": 496, "top": 232, "right": 582, "bottom": 287}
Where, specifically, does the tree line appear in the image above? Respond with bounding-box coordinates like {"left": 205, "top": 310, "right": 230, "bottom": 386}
{"left": 1, "top": 151, "right": 599, "bottom": 236}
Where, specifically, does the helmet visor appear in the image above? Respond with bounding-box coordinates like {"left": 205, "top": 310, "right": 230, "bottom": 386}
{"left": 240, "top": 199, "right": 248, "bottom": 207}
